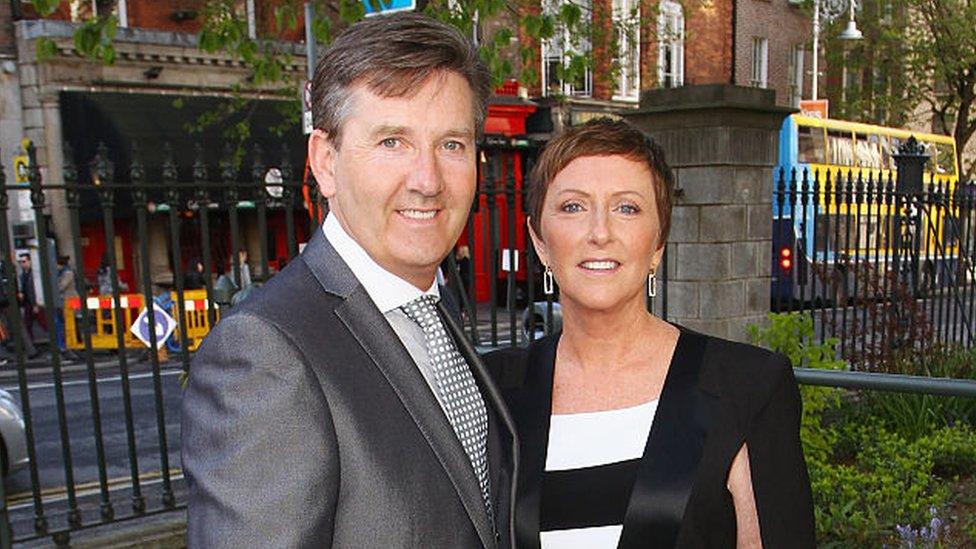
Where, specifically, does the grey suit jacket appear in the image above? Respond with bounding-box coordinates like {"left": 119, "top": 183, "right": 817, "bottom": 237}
{"left": 182, "top": 230, "right": 519, "bottom": 548}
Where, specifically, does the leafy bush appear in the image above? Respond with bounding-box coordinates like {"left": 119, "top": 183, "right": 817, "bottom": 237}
{"left": 858, "top": 347, "right": 976, "bottom": 439}
{"left": 748, "top": 313, "right": 976, "bottom": 546}
{"left": 918, "top": 424, "right": 976, "bottom": 479}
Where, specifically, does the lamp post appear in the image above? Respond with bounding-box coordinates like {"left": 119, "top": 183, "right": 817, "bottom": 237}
{"left": 810, "top": 0, "right": 862, "bottom": 101}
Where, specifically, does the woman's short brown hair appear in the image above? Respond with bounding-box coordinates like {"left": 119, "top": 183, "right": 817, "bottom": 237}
{"left": 527, "top": 118, "right": 675, "bottom": 247}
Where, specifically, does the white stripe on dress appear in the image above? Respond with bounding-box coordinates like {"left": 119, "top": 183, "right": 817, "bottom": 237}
{"left": 541, "top": 400, "right": 659, "bottom": 549}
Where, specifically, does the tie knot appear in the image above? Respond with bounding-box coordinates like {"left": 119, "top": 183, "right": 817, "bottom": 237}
{"left": 400, "top": 295, "right": 440, "bottom": 329}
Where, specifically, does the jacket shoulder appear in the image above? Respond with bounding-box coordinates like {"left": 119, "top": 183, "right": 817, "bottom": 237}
{"left": 693, "top": 332, "right": 795, "bottom": 413}
{"left": 228, "top": 257, "right": 338, "bottom": 323}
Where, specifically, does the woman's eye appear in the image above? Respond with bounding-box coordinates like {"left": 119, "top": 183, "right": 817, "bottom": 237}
{"left": 380, "top": 137, "right": 400, "bottom": 148}
{"left": 560, "top": 202, "right": 583, "bottom": 213}
{"left": 617, "top": 203, "right": 641, "bottom": 215}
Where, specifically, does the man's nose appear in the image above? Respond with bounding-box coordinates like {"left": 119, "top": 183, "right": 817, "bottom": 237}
{"left": 405, "top": 147, "right": 443, "bottom": 196}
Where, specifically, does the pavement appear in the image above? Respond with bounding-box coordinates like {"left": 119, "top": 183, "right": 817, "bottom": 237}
{"left": 15, "top": 509, "right": 186, "bottom": 548}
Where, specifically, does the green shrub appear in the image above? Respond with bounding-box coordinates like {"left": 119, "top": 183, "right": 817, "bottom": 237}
{"left": 918, "top": 424, "right": 976, "bottom": 479}
{"left": 812, "top": 419, "right": 949, "bottom": 545}
{"left": 857, "top": 347, "right": 976, "bottom": 440}
{"left": 748, "top": 313, "right": 971, "bottom": 546}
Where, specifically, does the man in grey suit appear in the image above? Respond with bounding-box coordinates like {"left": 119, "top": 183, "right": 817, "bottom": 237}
{"left": 181, "top": 13, "right": 518, "bottom": 548}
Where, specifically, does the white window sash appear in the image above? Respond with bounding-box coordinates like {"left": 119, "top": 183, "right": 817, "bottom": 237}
{"left": 117, "top": 0, "right": 127, "bottom": 27}
{"left": 613, "top": 0, "right": 639, "bottom": 100}
{"left": 540, "top": 0, "right": 593, "bottom": 98}
{"left": 657, "top": 1, "right": 684, "bottom": 88}
{"left": 246, "top": 0, "right": 257, "bottom": 39}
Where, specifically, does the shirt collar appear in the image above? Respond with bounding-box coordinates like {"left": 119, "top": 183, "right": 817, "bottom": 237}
{"left": 323, "top": 213, "right": 439, "bottom": 313}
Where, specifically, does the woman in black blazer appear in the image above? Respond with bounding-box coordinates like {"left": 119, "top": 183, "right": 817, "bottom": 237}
{"left": 486, "top": 119, "right": 815, "bottom": 548}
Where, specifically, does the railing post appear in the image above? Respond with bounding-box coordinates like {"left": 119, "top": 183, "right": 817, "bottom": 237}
{"left": 0, "top": 150, "right": 17, "bottom": 548}
{"left": 892, "top": 136, "right": 929, "bottom": 296}
{"left": 27, "top": 140, "right": 82, "bottom": 532}
{"left": 64, "top": 142, "right": 114, "bottom": 522}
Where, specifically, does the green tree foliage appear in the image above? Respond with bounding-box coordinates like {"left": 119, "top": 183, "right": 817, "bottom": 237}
{"left": 29, "top": 0, "right": 635, "bottom": 154}
{"left": 823, "top": 0, "right": 976, "bottom": 179}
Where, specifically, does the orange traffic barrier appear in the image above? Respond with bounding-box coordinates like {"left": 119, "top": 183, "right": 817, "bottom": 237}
{"left": 63, "top": 289, "right": 220, "bottom": 352}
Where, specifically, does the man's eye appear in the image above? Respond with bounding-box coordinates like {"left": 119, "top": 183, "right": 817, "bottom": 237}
{"left": 560, "top": 202, "right": 583, "bottom": 213}
{"left": 380, "top": 138, "right": 400, "bottom": 148}
{"left": 444, "top": 140, "right": 464, "bottom": 151}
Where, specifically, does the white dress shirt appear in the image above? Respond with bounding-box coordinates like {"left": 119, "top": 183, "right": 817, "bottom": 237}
{"left": 322, "top": 213, "right": 451, "bottom": 411}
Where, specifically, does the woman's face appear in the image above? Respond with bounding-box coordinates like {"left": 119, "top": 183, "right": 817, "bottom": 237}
{"left": 531, "top": 154, "right": 664, "bottom": 313}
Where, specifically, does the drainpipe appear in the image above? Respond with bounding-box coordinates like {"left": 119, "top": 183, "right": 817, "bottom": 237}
{"left": 730, "top": 0, "right": 736, "bottom": 84}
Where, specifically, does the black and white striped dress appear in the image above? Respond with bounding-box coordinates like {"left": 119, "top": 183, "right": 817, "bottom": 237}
{"left": 539, "top": 400, "right": 659, "bottom": 549}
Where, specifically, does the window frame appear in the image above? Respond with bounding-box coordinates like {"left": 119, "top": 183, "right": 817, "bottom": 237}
{"left": 657, "top": 0, "right": 684, "bottom": 89}
{"left": 612, "top": 0, "right": 640, "bottom": 101}
{"left": 541, "top": 0, "right": 594, "bottom": 98}
{"left": 751, "top": 36, "right": 769, "bottom": 88}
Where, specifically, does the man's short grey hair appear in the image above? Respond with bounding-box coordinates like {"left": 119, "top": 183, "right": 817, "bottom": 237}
{"left": 311, "top": 12, "right": 491, "bottom": 147}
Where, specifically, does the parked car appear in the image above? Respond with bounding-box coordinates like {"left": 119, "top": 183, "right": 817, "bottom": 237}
{"left": 0, "top": 388, "right": 28, "bottom": 475}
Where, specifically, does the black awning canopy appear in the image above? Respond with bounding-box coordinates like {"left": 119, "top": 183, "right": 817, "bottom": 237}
{"left": 59, "top": 91, "right": 306, "bottom": 185}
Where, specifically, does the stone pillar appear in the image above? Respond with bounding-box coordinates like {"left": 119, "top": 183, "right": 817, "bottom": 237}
{"left": 624, "top": 84, "right": 794, "bottom": 342}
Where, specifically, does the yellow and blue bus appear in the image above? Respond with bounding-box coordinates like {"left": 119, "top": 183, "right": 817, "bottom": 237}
{"left": 772, "top": 114, "right": 960, "bottom": 306}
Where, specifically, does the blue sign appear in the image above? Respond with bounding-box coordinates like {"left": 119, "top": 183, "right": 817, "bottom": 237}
{"left": 363, "top": 0, "right": 415, "bottom": 16}
{"left": 129, "top": 306, "right": 177, "bottom": 350}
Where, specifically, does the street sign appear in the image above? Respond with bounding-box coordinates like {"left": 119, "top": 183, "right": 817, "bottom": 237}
{"left": 129, "top": 305, "right": 177, "bottom": 349}
{"left": 12, "top": 138, "right": 31, "bottom": 185}
{"left": 363, "top": 0, "right": 415, "bottom": 16}
{"left": 13, "top": 154, "right": 28, "bottom": 185}
{"left": 264, "top": 167, "right": 284, "bottom": 199}
{"left": 799, "top": 99, "right": 829, "bottom": 119}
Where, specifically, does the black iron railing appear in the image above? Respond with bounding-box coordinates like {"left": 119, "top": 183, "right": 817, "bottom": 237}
{"left": 0, "top": 134, "right": 972, "bottom": 547}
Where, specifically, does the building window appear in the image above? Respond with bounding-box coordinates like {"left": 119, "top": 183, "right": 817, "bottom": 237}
{"left": 613, "top": 0, "right": 640, "bottom": 101}
{"left": 246, "top": 0, "right": 257, "bottom": 39}
{"left": 72, "top": 0, "right": 125, "bottom": 25}
{"left": 657, "top": 0, "right": 684, "bottom": 88}
{"left": 541, "top": 0, "right": 593, "bottom": 98}
{"left": 751, "top": 37, "right": 768, "bottom": 88}
{"left": 787, "top": 44, "right": 805, "bottom": 107}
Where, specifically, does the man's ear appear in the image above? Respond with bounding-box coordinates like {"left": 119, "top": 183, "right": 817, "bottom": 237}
{"left": 527, "top": 219, "right": 550, "bottom": 267}
{"left": 308, "top": 129, "right": 338, "bottom": 199}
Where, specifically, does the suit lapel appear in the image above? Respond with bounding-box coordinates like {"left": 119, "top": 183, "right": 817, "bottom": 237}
{"left": 301, "top": 231, "right": 494, "bottom": 548}
{"left": 509, "top": 334, "right": 559, "bottom": 549}
{"left": 617, "top": 329, "right": 716, "bottom": 549}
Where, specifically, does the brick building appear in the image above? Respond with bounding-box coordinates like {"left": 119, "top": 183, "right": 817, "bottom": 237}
{"left": 2, "top": 0, "right": 311, "bottom": 290}
{"left": 1, "top": 0, "right": 539, "bottom": 300}
{"left": 514, "top": 0, "right": 811, "bottom": 130}
{"left": 0, "top": 0, "right": 814, "bottom": 298}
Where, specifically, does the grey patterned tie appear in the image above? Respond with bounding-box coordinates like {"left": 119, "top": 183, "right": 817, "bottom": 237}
{"left": 401, "top": 295, "right": 493, "bottom": 523}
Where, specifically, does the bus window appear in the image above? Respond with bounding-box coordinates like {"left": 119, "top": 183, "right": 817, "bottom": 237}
{"left": 875, "top": 135, "right": 895, "bottom": 170}
{"left": 854, "top": 133, "right": 882, "bottom": 169}
{"left": 920, "top": 141, "right": 937, "bottom": 173}
{"left": 890, "top": 136, "right": 902, "bottom": 157}
{"left": 936, "top": 143, "right": 957, "bottom": 176}
{"left": 828, "top": 130, "right": 855, "bottom": 166}
{"left": 798, "top": 125, "right": 826, "bottom": 164}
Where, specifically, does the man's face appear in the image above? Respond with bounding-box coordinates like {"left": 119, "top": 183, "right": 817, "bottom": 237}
{"left": 308, "top": 71, "right": 478, "bottom": 289}
{"left": 18, "top": 257, "right": 29, "bottom": 271}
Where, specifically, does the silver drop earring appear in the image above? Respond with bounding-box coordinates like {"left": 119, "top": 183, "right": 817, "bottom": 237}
{"left": 543, "top": 265, "right": 555, "bottom": 295}
{"left": 648, "top": 269, "right": 657, "bottom": 298}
